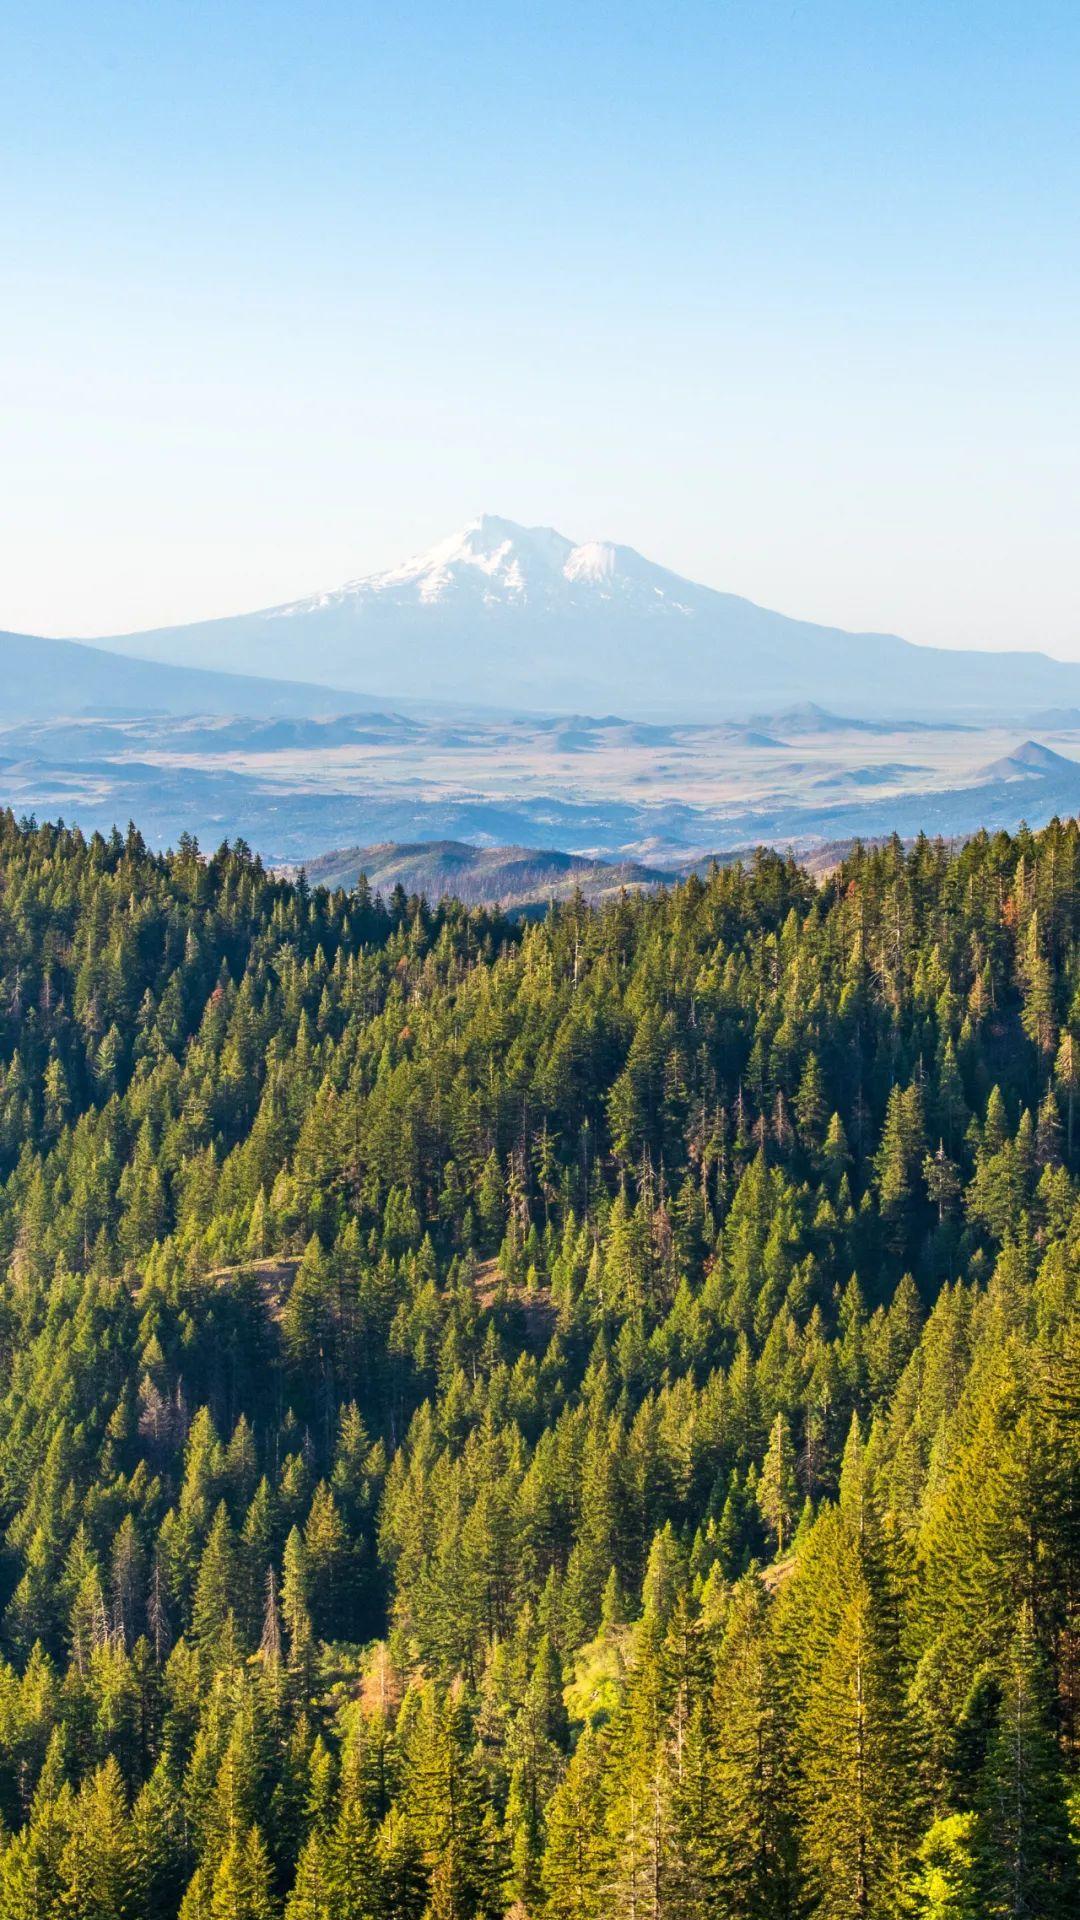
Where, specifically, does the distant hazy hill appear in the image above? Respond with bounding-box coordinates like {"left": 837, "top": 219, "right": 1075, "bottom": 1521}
{"left": 96, "top": 514, "right": 1080, "bottom": 722}
{"left": 290, "top": 840, "right": 667, "bottom": 911}
{"left": 975, "top": 739, "right": 1080, "bottom": 783}
{"left": 750, "top": 701, "right": 971, "bottom": 738}
{"left": 0, "top": 629, "right": 367, "bottom": 721}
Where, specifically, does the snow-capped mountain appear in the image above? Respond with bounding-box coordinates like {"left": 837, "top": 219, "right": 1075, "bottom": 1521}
{"left": 272, "top": 515, "right": 701, "bottom": 621}
{"left": 97, "top": 515, "right": 1080, "bottom": 721}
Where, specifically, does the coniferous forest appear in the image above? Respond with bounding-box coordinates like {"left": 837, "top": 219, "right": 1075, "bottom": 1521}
{"left": 0, "top": 809, "right": 1077, "bottom": 1918}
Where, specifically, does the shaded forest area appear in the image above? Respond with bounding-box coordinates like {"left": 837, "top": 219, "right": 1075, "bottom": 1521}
{"left": 0, "top": 810, "right": 1075, "bottom": 1916}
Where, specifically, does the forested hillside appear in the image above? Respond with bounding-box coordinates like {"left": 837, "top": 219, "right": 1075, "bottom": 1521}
{"left": 0, "top": 810, "right": 1076, "bottom": 1917}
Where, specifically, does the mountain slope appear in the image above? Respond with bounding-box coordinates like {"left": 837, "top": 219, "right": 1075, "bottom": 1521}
{"left": 287, "top": 836, "right": 872, "bottom": 910}
{"left": 97, "top": 513, "right": 1080, "bottom": 721}
{"left": 289, "top": 838, "right": 666, "bottom": 910}
{"left": 0, "top": 630, "right": 372, "bottom": 721}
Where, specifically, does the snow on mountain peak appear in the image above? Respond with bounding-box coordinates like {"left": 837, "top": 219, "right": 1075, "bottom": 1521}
{"left": 277, "top": 515, "right": 700, "bottom": 622}
{"left": 563, "top": 540, "right": 618, "bottom": 585}
{"left": 368, "top": 516, "right": 574, "bottom": 604}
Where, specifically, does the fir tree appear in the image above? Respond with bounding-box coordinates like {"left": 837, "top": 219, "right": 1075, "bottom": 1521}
{"left": 977, "top": 1607, "right": 1076, "bottom": 1919}
{"left": 757, "top": 1413, "right": 797, "bottom": 1558}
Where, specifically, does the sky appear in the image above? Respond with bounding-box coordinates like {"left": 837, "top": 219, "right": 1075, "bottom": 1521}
{"left": 1, "top": 0, "right": 1079, "bottom": 656}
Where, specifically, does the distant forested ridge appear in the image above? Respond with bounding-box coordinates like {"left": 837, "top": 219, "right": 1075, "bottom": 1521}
{"left": 0, "top": 809, "right": 1076, "bottom": 1917}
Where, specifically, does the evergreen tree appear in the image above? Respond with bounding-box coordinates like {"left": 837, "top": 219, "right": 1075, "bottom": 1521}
{"left": 207, "top": 1829, "right": 276, "bottom": 1920}
{"left": 977, "top": 1608, "right": 1076, "bottom": 1918}
{"left": 905, "top": 1813, "right": 980, "bottom": 1920}
{"left": 757, "top": 1413, "right": 797, "bottom": 1558}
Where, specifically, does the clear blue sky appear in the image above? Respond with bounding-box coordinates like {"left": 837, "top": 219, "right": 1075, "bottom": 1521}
{"left": 2, "top": 1, "right": 1079, "bottom": 655}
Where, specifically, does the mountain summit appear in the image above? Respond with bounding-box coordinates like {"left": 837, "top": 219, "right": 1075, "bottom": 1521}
{"left": 280, "top": 515, "right": 697, "bottom": 620}
{"left": 98, "top": 515, "right": 1080, "bottom": 722}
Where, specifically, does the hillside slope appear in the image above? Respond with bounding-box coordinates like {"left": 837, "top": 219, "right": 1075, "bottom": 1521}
{"left": 291, "top": 838, "right": 666, "bottom": 909}
{"left": 0, "top": 628, "right": 369, "bottom": 720}
{"left": 0, "top": 815, "right": 1075, "bottom": 1914}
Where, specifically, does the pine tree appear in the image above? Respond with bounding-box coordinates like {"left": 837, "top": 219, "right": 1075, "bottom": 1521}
{"left": 505, "top": 1634, "right": 569, "bottom": 1910}
{"left": 1052, "top": 1029, "right": 1078, "bottom": 1160}
{"left": 875, "top": 1083, "right": 926, "bottom": 1254}
{"left": 1019, "top": 916, "right": 1056, "bottom": 1058}
{"left": 923, "top": 1143, "right": 961, "bottom": 1224}
{"left": 799, "top": 1566, "right": 919, "bottom": 1916}
{"left": 285, "top": 1832, "right": 333, "bottom": 1919}
{"left": 542, "top": 1724, "right": 610, "bottom": 1920}
{"left": 790, "top": 1459, "right": 922, "bottom": 1920}
{"left": 977, "top": 1607, "right": 1076, "bottom": 1918}
{"left": 281, "top": 1528, "right": 314, "bottom": 1693}
{"left": 371, "top": 1808, "right": 426, "bottom": 1920}
{"left": 757, "top": 1413, "right": 797, "bottom": 1558}
{"left": 304, "top": 1482, "right": 348, "bottom": 1640}
{"left": 192, "top": 1503, "right": 241, "bottom": 1658}
{"left": 59, "top": 1756, "right": 137, "bottom": 1920}
{"left": 683, "top": 1574, "right": 794, "bottom": 1920}
{"left": 822, "top": 1111, "right": 851, "bottom": 1184}
{"left": 404, "top": 1687, "right": 500, "bottom": 1920}
{"left": 0, "top": 1750, "right": 73, "bottom": 1920}
{"left": 208, "top": 1827, "right": 277, "bottom": 1920}
{"left": 795, "top": 1054, "right": 828, "bottom": 1155}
